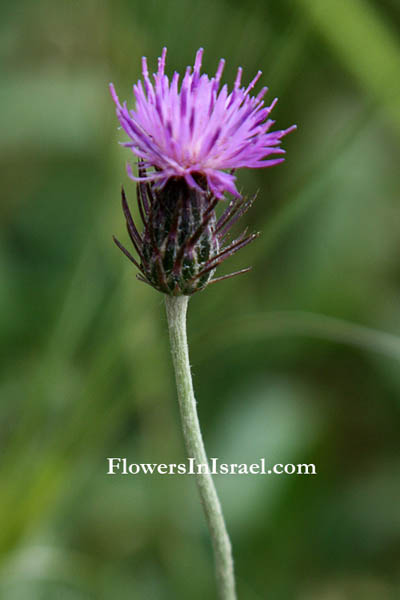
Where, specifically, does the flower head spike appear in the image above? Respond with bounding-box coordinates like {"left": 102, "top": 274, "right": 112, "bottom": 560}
{"left": 111, "top": 48, "right": 295, "bottom": 295}
{"left": 110, "top": 47, "right": 296, "bottom": 199}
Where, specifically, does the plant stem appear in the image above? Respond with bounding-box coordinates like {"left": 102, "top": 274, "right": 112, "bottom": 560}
{"left": 165, "top": 295, "right": 236, "bottom": 600}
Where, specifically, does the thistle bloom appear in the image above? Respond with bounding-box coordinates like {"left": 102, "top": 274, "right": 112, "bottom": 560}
{"left": 110, "top": 47, "right": 296, "bottom": 199}
{"left": 111, "top": 48, "right": 295, "bottom": 296}
{"left": 111, "top": 49, "right": 296, "bottom": 599}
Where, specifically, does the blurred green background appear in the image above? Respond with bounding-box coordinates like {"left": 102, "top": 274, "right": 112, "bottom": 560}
{"left": 1, "top": 0, "right": 400, "bottom": 598}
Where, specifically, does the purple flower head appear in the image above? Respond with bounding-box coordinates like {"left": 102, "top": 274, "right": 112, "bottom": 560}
{"left": 110, "top": 48, "right": 296, "bottom": 199}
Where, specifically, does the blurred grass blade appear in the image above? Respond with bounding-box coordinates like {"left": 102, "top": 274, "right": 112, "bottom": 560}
{"left": 258, "top": 104, "right": 373, "bottom": 256}
{"left": 197, "top": 311, "right": 400, "bottom": 362}
{"left": 297, "top": 0, "right": 400, "bottom": 134}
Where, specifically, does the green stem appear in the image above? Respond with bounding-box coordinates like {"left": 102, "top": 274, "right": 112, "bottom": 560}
{"left": 165, "top": 295, "right": 236, "bottom": 600}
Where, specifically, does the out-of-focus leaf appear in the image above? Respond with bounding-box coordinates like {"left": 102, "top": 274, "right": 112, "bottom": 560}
{"left": 0, "top": 71, "right": 109, "bottom": 154}
{"left": 297, "top": 0, "right": 400, "bottom": 134}
{"left": 197, "top": 311, "right": 400, "bottom": 363}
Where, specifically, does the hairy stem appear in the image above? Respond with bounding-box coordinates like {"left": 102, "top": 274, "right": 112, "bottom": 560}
{"left": 165, "top": 295, "right": 236, "bottom": 600}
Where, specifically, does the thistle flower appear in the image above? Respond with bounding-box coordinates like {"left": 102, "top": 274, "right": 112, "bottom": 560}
{"left": 111, "top": 48, "right": 295, "bottom": 295}
{"left": 113, "top": 177, "right": 257, "bottom": 295}
{"left": 110, "top": 49, "right": 296, "bottom": 599}
{"left": 110, "top": 47, "right": 295, "bottom": 199}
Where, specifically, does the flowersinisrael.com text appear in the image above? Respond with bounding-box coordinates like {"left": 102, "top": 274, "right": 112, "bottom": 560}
{"left": 107, "top": 458, "right": 317, "bottom": 476}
